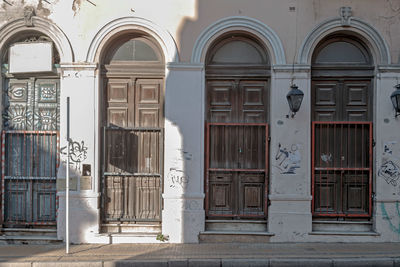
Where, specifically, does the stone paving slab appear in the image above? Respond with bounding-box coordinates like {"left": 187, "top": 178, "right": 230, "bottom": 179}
{"left": 1, "top": 258, "right": 400, "bottom": 267}
{"left": 0, "top": 243, "right": 399, "bottom": 266}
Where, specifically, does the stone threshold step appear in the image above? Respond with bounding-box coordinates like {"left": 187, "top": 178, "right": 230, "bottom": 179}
{"left": 310, "top": 230, "right": 380, "bottom": 236}
{"left": 99, "top": 232, "right": 161, "bottom": 236}
{"left": 313, "top": 220, "right": 372, "bottom": 224}
{"left": 1, "top": 228, "right": 56, "bottom": 233}
{"left": 101, "top": 223, "right": 161, "bottom": 226}
{"left": 200, "top": 231, "right": 274, "bottom": 236}
{"left": 0, "top": 235, "right": 59, "bottom": 240}
{"left": 205, "top": 220, "right": 267, "bottom": 223}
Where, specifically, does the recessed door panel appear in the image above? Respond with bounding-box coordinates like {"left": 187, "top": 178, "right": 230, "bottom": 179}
{"left": 102, "top": 77, "right": 163, "bottom": 223}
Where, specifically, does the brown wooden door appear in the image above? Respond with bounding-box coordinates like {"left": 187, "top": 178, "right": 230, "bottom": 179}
{"left": 206, "top": 79, "right": 268, "bottom": 218}
{"left": 312, "top": 78, "right": 372, "bottom": 217}
{"left": 312, "top": 79, "right": 372, "bottom": 122}
{"left": 102, "top": 77, "right": 163, "bottom": 222}
{"left": 207, "top": 80, "right": 268, "bottom": 123}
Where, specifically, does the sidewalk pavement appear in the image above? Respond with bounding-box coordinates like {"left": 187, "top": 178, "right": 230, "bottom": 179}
{"left": 0, "top": 242, "right": 399, "bottom": 266}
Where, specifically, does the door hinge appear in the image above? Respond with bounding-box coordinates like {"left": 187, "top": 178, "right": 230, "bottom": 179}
{"left": 372, "top": 139, "right": 376, "bottom": 147}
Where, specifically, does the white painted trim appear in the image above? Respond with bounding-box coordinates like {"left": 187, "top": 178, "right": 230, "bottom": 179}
{"left": 377, "top": 65, "right": 400, "bottom": 72}
{"left": 86, "top": 16, "right": 179, "bottom": 63}
{"left": 0, "top": 17, "right": 74, "bottom": 63}
{"left": 268, "top": 194, "right": 313, "bottom": 201}
{"left": 60, "top": 63, "right": 97, "bottom": 70}
{"left": 298, "top": 17, "right": 391, "bottom": 65}
{"left": 272, "top": 64, "right": 311, "bottom": 72}
{"left": 191, "top": 16, "right": 286, "bottom": 65}
{"left": 162, "top": 193, "right": 205, "bottom": 200}
{"left": 167, "top": 62, "right": 204, "bottom": 71}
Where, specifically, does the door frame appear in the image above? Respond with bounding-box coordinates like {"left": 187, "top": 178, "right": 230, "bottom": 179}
{"left": 98, "top": 35, "right": 166, "bottom": 227}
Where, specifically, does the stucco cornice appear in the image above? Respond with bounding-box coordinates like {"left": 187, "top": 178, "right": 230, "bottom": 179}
{"left": 191, "top": 16, "right": 286, "bottom": 65}
{"left": 167, "top": 62, "right": 204, "bottom": 71}
{"left": 298, "top": 17, "right": 391, "bottom": 65}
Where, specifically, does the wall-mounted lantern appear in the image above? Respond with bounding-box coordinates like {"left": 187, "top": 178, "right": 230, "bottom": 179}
{"left": 286, "top": 84, "right": 304, "bottom": 118}
{"left": 391, "top": 84, "right": 400, "bottom": 118}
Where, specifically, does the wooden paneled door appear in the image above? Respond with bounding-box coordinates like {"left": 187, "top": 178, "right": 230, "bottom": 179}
{"left": 1, "top": 78, "right": 59, "bottom": 227}
{"left": 311, "top": 36, "right": 375, "bottom": 218}
{"left": 205, "top": 79, "right": 268, "bottom": 219}
{"left": 100, "top": 35, "right": 165, "bottom": 230}
{"left": 312, "top": 79, "right": 373, "bottom": 217}
{"left": 102, "top": 77, "right": 164, "bottom": 223}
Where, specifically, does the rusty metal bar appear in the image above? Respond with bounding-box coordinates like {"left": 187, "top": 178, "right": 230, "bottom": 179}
{"left": 208, "top": 168, "right": 266, "bottom": 172}
{"left": 312, "top": 122, "right": 372, "bottom": 218}
{"left": 1, "top": 130, "right": 58, "bottom": 225}
{"left": 205, "top": 123, "right": 268, "bottom": 219}
{"left": 1, "top": 131, "right": 5, "bottom": 224}
{"left": 205, "top": 122, "right": 210, "bottom": 217}
{"left": 102, "top": 127, "right": 163, "bottom": 223}
{"left": 314, "top": 167, "right": 370, "bottom": 171}
{"left": 368, "top": 123, "right": 373, "bottom": 217}
{"left": 311, "top": 122, "right": 316, "bottom": 214}
{"left": 264, "top": 124, "right": 269, "bottom": 217}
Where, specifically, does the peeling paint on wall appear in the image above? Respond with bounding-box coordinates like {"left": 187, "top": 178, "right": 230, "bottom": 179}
{"left": 72, "top": 0, "right": 81, "bottom": 16}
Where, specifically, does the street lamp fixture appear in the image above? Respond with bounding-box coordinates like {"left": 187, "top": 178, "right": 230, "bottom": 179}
{"left": 391, "top": 84, "right": 400, "bottom": 118}
{"left": 286, "top": 84, "right": 304, "bottom": 118}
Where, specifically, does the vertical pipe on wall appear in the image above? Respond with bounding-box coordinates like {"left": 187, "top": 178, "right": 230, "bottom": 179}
{"left": 66, "top": 97, "right": 70, "bottom": 254}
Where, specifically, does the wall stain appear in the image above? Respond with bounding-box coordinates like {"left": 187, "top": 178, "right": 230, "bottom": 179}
{"left": 37, "top": 0, "right": 51, "bottom": 17}
{"left": 72, "top": 0, "right": 81, "bottom": 16}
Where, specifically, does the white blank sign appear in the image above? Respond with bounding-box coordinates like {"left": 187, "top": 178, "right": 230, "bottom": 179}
{"left": 9, "top": 42, "right": 53, "bottom": 73}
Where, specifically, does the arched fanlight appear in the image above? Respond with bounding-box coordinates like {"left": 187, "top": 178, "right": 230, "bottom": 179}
{"left": 286, "top": 84, "right": 304, "bottom": 117}
{"left": 391, "top": 84, "right": 400, "bottom": 117}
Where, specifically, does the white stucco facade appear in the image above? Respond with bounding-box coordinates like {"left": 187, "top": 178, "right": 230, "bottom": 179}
{"left": 0, "top": 0, "right": 400, "bottom": 244}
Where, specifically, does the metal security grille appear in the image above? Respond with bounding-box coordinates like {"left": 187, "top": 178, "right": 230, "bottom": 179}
{"left": 102, "top": 127, "right": 163, "bottom": 222}
{"left": 1, "top": 131, "right": 59, "bottom": 225}
{"left": 1, "top": 79, "right": 59, "bottom": 226}
{"left": 205, "top": 123, "right": 268, "bottom": 218}
{"left": 312, "top": 122, "right": 372, "bottom": 217}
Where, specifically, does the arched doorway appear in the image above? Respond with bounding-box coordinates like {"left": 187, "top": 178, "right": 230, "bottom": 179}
{"left": 1, "top": 31, "right": 60, "bottom": 227}
{"left": 204, "top": 33, "right": 270, "bottom": 220}
{"left": 311, "top": 35, "right": 374, "bottom": 219}
{"left": 100, "top": 33, "right": 165, "bottom": 233}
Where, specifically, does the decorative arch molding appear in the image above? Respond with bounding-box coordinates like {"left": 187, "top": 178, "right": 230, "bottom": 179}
{"left": 191, "top": 16, "right": 286, "bottom": 65}
{"left": 298, "top": 17, "right": 390, "bottom": 65}
{"left": 86, "top": 16, "right": 179, "bottom": 63}
{"left": 0, "top": 17, "right": 74, "bottom": 63}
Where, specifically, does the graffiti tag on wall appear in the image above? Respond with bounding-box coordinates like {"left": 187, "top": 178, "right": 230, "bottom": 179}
{"left": 167, "top": 168, "right": 189, "bottom": 189}
{"left": 274, "top": 143, "right": 301, "bottom": 174}
{"left": 381, "top": 202, "right": 400, "bottom": 237}
{"left": 379, "top": 141, "right": 400, "bottom": 189}
{"left": 61, "top": 140, "right": 88, "bottom": 170}
{"left": 378, "top": 161, "right": 400, "bottom": 186}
